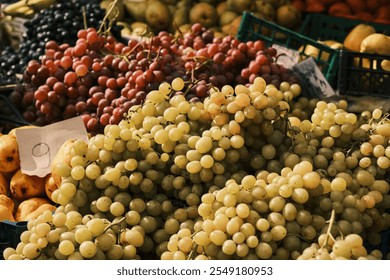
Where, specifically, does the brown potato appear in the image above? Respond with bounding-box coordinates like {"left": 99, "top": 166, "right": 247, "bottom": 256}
{"left": 344, "top": 24, "right": 375, "bottom": 52}
{"left": 0, "top": 194, "right": 15, "bottom": 213}
{"left": 0, "top": 172, "right": 9, "bottom": 195}
{"left": 10, "top": 170, "right": 46, "bottom": 201}
{"left": 22, "top": 204, "right": 57, "bottom": 221}
{"left": 0, "top": 134, "right": 20, "bottom": 173}
{"left": 15, "top": 197, "right": 51, "bottom": 221}
{"left": 0, "top": 204, "right": 14, "bottom": 222}
{"left": 360, "top": 33, "right": 390, "bottom": 55}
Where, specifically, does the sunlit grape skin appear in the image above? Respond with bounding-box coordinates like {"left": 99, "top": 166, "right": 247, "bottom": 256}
{"left": 5, "top": 55, "right": 390, "bottom": 261}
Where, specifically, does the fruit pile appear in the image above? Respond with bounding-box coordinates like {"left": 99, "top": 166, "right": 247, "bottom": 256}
{"left": 0, "top": 0, "right": 113, "bottom": 85}
{"left": 9, "top": 24, "right": 299, "bottom": 134}
{"left": 3, "top": 74, "right": 389, "bottom": 260}
{"left": 103, "top": 0, "right": 302, "bottom": 38}
{"left": 292, "top": 0, "right": 390, "bottom": 24}
{"left": 0, "top": 129, "right": 57, "bottom": 223}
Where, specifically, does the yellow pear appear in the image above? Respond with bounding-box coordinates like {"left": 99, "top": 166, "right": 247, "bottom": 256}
{"left": 123, "top": 0, "right": 147, "bottom": 22}
{"left": 254, "top": 0, "right": 275, "bottom": 21}
{"left": 275, "top": 4, "right": 301, "bottom": 30}
{"left": 227, "top": 0, "right": 253, "bottom": 14}
{"left": 216, "top": 1, "right": 227, "bottom": 16}
{"left": 145, "top": 0, "right": 172, "bottom": 32}
{"left": 189, "top": 2, "right": 218, "bottom": 28}
{"left": 219, "top": 10, "right": 238, "bottom": 27}
{"left": 172, "top": 6, "right": 190, "bottom": 29}
{"left": 344, "top": 24, "right": 376, "bottom": 52}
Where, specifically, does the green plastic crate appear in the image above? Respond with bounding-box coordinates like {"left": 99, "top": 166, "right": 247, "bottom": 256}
{"left": 298, "top": 13, "right": 390, "bottom": 99}
{"left": 300, "top": 13, "right": 389, "bottom": 43}
{"left": 0, "top": 90, "right": 31, "bottom": 133}
{"left": 338, "top": 50, "right": 390, "bottom": 99}
{"left": 237, "top": 12, "right": 340, "bottom": 86}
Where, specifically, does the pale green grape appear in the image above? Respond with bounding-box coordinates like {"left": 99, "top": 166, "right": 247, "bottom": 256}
{"left": 65, "top": 211, "right": 82, "bottom": 230}
{"left": 104, "top": 167, "right": 121, "bottom": 182}
{"left": 22, "top": 243, "right": 41, "bottom": 259}
{"left": 35, "top": 223, "right": 51, "bottom": 238}
{"left": 60, "top": 182, "right": 77, "bottom": 198}
{"left": 193, "top": 231, "right": 211, "bottom": 246}
{"left": 75, "top": 227, "right": 93, "bottom": 244}
{"left": 58, "top": 240, "right": 75, "bottom": 256}
{"left": 125, "top": 230, "right": 144, "bottom": 247}
{"left": 86, "top": 218, "right": 107, "bottom": 237}
{"left": 3, "top": 247, "right": 17, "bottom": 260}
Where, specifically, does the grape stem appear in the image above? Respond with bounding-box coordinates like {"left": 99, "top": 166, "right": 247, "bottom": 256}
{"left": 103, "top": 216, "right": 126, "bottom": 234}
{"left": 187, "top": 244, "right": 199, "bottom": 260}
{"left": 206, "top": 83, "right": 220, "bottom": 94}
{"left": 123, "top": 41, "right": 147, "bottom": 57}
{"left": 345, "top": 135, "right": 369, "bottom": 157}
{"left": 82, "top": 6, "right": 87, "bottom": 30}
{"left": 286, "top": 233, "right": 312, "bottom": 243}
{"left": 172, "top": 22, "right": 185, "bottom": 42}
{"left": 97, "top": 0, "right": 119, "bottom": 35}
{"left": 376, "top": 113, "right": 389, "bottom": 126}
{"left": 321, "top": 209, "right": 336, "bottom": 249}
{"left": 183, "top": 56, "right": 213, "bottom": 71}
{"left": 147, "top": 36, "right": 154, "bottom": 60}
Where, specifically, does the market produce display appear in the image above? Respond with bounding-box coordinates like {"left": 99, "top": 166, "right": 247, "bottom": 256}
{"left": 0, "top": 0, "right": 389, "bottom": 262}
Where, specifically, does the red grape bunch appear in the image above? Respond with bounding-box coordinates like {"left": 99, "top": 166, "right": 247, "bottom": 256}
{"left": 10, "top": 23, "right": 300, "bottom": 134}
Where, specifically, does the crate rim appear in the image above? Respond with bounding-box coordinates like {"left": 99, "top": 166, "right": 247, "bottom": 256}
{"left": 238, "top": 12, "right": 341, "bottom": 52}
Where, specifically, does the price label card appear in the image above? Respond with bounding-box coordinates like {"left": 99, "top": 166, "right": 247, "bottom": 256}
{"left": 292, "top": 57, "right": 336, "bottom": 99}
{"left": 15, "top": 116, "right": 89, "bottom": 177}
{"left": 272, "top": 44, "right": 300, "bottom": 69}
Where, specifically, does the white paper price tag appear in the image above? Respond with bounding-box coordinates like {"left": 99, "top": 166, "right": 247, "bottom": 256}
{"left": 292, "top": 57, "right": 336, "bottom": 99}
{"left": 15, "top": 116, "right": 89, "bottom": 177}
{"left": 272, "top": 44, "right": 300, "bottom": 68}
